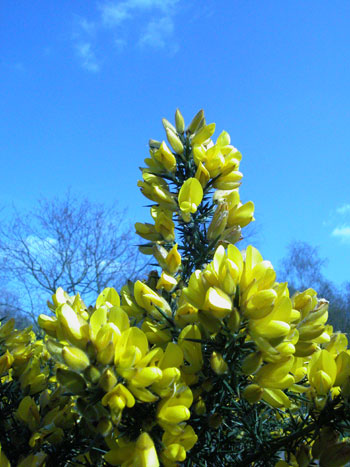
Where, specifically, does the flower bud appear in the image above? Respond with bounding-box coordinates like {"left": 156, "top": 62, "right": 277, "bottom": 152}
{"left": 187, "top": 109, "right": 204, "bottom": 134}
{"left": 194, "top": 397, "right": 206, "bottom": 415}
{"left": 210, "top": 351, "right": 228, "bottom": 375}
{"left": 99, "top": 368, "right": 118, "bottom": 392}
{"left": 166, "top": 128, "right": 184, "bottom": 155}
{"left": 294, "top": 341, "right": 318, "bottom": 357}
{"left": 243, "top": 384, "right": 264, "bottom": 403}
{"left": 242, "top": 352, "right": 262, "bottom": 375}
{"left": 207, "top": 202, "right": 229, "bottom": 241}
{"left": 175, "top": 108, "right": 185, "bottom": 133}
{"left": 227, "top": 308, "right": 241, "bottom": 332}
{"left": 56, "top": 368, "right": 87, "bottom": 395}
{"left": 62, "top": 346, "right": 90, "bottom": 372}
{"left": 162, "top": 117, "right": 176, "bottom": 133}
{"left": 149, "top": 138, "right": 161, "bottom": 149}
{"left": 84, "top": 365, "right": 101, "bottom": 384}
{"left": 165, "top": 244, "right": 181, "bottom": 274}
{"left": 134, "top": 432, "right": 159, "bottom": 467}
{"left": 97, "top": 418, "right": 113, "bottom": 437}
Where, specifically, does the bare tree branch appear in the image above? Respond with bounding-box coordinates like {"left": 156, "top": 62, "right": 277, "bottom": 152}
{"left": 0, "top": 192, "right": 149, "bottom": 322}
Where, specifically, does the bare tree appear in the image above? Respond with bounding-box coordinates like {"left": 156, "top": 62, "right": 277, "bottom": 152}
{"left": 0, "top": 289, "right": 32, "bottom": 328}
{"left": 0, "top": 192, "right": 147, "bottom": 321}
{"left": 278, "top": 240, "right": 349, "bottom": 332}
{"left": 278, "top": 240, "right": 327, "bottom": 291}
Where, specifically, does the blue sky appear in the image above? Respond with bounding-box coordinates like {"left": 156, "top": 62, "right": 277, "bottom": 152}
{"left": 1, "top": 0, "right": 350, "bottom": 287}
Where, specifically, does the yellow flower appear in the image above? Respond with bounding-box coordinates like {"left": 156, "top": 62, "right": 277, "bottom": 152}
{"left": 115, "top": 327, "right": 148, "bottom": 367}
{"left": 191, "top": 122, "right": 216, "bottom": 145}
{"left": 138, "top": 173, "right": 177, "bottom": 209}
{"left": 154, "top": 212, "right": 175, "bottom": 242}
{"left": 153, "top": 141, "right": 177, "bottom": 172}
{"left": 134, "top": 280, "right": 172, "bottom": 321}
{"left": 0, "top": 350, "right": 14, "bottom": 376}
{"left": 142, "top": 319, "right": 172, "bottom": 345}
{"left": 255, "top": 356, "right": 295, "bottom": 390}
{"left": 210, "top": 351, "right": 228, "bottom": 374}
{"left": 104, "top": 436, "right": 136, "bottom": 466}
{"left": 133, "top": 432, "right": 159, "bottom": 467}
{"left": 135, "top": 222, "right": 162, "bottom": 241}
{"left": 213, "top": 170, "right": 243, "bottom": 190}
{"left": 182, "top": 270, "right": 206, "bottom": 309}
{"left": 178, "top": 325, "right": 203, "bottom": 374}
{"left": 203, "top": 244, "right": 243, "bottom": 295}
{"left": 37, "top": 314, "right": 58, "bottom": 338}
{"left": 62, "top": 346, "right": 90, "bottom": 372}
{"left": 203, "top": 286, "right": 232, "bottom": 319}
{"left": 102, "top": 383, "right": 135, "bottom": 412}
{"left": 195, "top": 161, "right": 210, "bottom": 187}
{"left": 207, "top": 202, "right": 229, "bottom": 241}
{"left": 156, "top": 271, "right": 177, "bottom": 292}
{"left": 17, "top": 396, "right": 41, "bottom": 431}
{"left": 165, "top": 244, "right": 181, "bottom": 274}
{"left": 178, "top": 178, "right": 203, "bottom": 215}
{"left": 308, "top": 349, "right": 337, "bottom": 395}
{"left": 261, "top": 388, "right": 291, "bottom": 409}
{"left": 227, "top": 201, "right": 255, "bottom": 228}
{"left": 56, "top": 303, "right": 89, "bottom": 347}
{"left": 157, "top": 383, "right": 193, "bottom": 425}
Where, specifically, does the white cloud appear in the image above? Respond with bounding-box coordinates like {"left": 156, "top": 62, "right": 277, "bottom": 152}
{"left": 100, "top": 0, "right": 179, "bottom": 26}
{"left": 336, "top": 204, "right": 350, "bottom": 215}
{"left": 78, "top": 18, "right": 97, "bottom": 35}
{"left": 26, "top": 235, "right": 58, "bottom": 259}
{"left": 101, "top": 2, "right": 131, "bottom": 25}
{"left": 331, "top": 225, "right": 350, "bottom": 243}
{"left": 75, "top": 42, "right": 100, "bottom": 72}
{"left": 73, "top": 0, "right": 180, "bottom": 71}
{"left": 138, "top": 16, "right": 174, "bottom": 49}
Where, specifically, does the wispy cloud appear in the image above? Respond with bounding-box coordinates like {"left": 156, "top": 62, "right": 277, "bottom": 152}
{"left": 336, "top": 204, "right": 350, "bottom": 215}
{"left": 78, "top": 18, "right": 97, "bottom": 35}
{"left": 138, "top": 16, "right": 174, "bottom": 49}
{"left": 75, "top": 42, "right": 100, "bottom": 72}
{"left": 325, "top": 203, "right": 350, "bottom": 243}
{"left": 73, "top": 0, "right": 181, "bottom": 71}
{"left": 100, "top": 0, "right": 179, "bottom": 26}
{"left": 100, "top": 1, "right": 131, "bottom": 26}
{"left": 332, "top": 225, "right": 350, "bottom": 243}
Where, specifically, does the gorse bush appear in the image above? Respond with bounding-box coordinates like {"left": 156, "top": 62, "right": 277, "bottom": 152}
{"left": 1, "top": 109, "right": 350, "bottom": 466}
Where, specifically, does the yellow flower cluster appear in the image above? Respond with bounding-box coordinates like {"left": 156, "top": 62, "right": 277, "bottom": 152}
{"left": 136, "top": 108, "right": 254, "bottom": 254}
{"left": 2, "top": 109, "right": 350, "bottom": 466}
{"left": 0, "top": 318, "right": 68, "bottom": 466}
{"left": 37, "top": 287, "right": 198, "bottom": 466}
